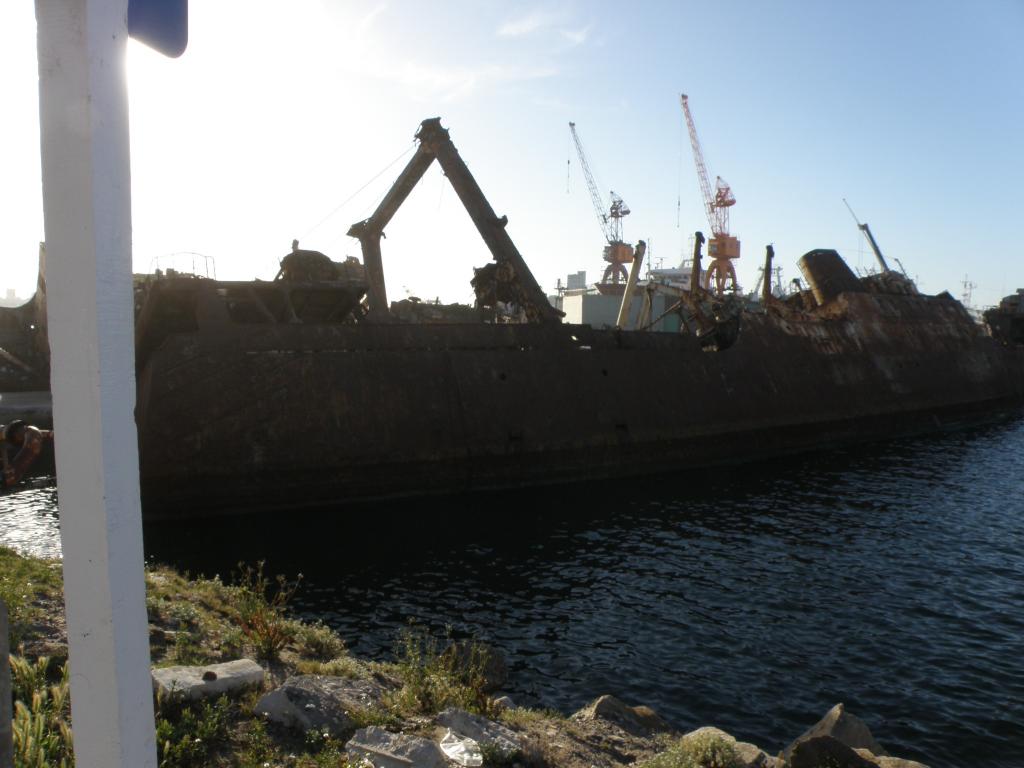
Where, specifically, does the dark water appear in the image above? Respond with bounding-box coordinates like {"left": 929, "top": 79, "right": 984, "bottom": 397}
{"left": 4, "top": 420, "right": 1024, "bottom": 767}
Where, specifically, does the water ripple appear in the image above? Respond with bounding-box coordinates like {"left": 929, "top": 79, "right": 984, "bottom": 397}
{"left": 6, "top": 421, "right": 1024, "bottom": 768}
{"left": 0, "top": 479, "right": 60, "bottom": 559}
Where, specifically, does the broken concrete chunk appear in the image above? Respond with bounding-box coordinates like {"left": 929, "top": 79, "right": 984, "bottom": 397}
{"left": 151, "top": 659, "right": 264, "bottom": 701}
{"left": 435, "top": 707, "right": 522, "bottom": 756}
{"left": 786, "top": 703, "right": 888, "bottom": 760}
{"left": 572, "top": 694, "right": 673, "bottom": 736}
{"left": 254, "top": 675, "right": 386, "bottom": 737}
{"left": 346, "top": 725, "right": 447, "bottom": 768}
{"left": 680, "top": 725, "right": 773, "bottom": 768}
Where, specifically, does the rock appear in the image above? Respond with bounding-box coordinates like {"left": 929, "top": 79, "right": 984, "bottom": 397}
{"left": 346, "top": 725, "right": 447, "bottom": 768}
{"left": 572, "top": 694, "right": 673, "bottom": 736}
{"left": 786, "top": 703, "right": 888, "bottom": 760}
{"left": 855, "top": 749, "right": 931, "bottom": 768}
{"left": 151, "top": 659, "right": 264, "bottom": 701}
{"left": 492, "top": 694, "right": 515, "bottom": 711}
{"left": 442, "top": 640, "right": 508, "bottom": 693}
{"left": 791, "top": 736, "right": 878, "bottom": 768}
{"left": 149, "top": 626, "right": 176, "bottom": 643}
{"left": 254, "top": 675, "right": 386, "bottom": 737}
{"left": 435, "top": 707, "right": 522, "bottom": 756}
{"left": 679, "top": 726, "right": 774, "bottom": 768}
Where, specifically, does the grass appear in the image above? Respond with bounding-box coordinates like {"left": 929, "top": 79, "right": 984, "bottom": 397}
{"left": 0, "top": 548, "right": 379, "bottom": 767}
{"left": 639, "top": 731, "right": 743, "bottom": 768}
{"left": 499, "top": 706, "right": 566, "bottom": 728}
{"left": 0, "top": 548, "right": 590, "bottom": 768}
{"left": 155, "top": 693, "right": 233, "bottom": 768}
{"left": 381, "top": 623, "right": 497, "bottom": 718}
{"left": 292, "top": 619, "right": 346, "bottom": 661}
{"left": 9, "top": 655, "right": 73, "bottom": 768}
{"left": 292, "top": 655, "right": 363, "bottom": 678}
{"left": 0, "top": 547, "right": 62, "bottom": 649}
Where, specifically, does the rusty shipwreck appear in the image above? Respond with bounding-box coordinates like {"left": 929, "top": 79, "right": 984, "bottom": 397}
{"left": 6, "top": 118, "right": 1024, "bottom": 516}
{"left": 126, "top": 118, "right": 1024, "bottom": 518}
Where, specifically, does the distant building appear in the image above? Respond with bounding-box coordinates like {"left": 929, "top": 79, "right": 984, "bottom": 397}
{"left": 566, "top": 270, "right": 587, "bottom": 292}
{"left": 553, "top": 291, "right": 682, "bottom": 333}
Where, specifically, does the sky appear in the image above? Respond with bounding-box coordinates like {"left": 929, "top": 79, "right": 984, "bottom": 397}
{"left": 2, "top": 0, "right": 1023, "bottom": 308}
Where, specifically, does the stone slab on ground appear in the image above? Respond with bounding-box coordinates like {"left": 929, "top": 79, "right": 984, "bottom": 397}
{"left": 786, "top": 703, "right": 887, "bottom": 760}
{"left": 254, "top": 675, "right": 386, "bottom": 737}
{"left": 346, "top": 725, "right": 447, "bottom": 768}
{"left": 572, "top": 694, "right": 673, "bottom": 736}
{"left": 151, "top": 659, "right": 264, "bottom": 701}
{"left": 680, "top": 725, "right": 777, "bottom": 768}
{"left": 435, "top": 707, "right": 522, "bottom": 755}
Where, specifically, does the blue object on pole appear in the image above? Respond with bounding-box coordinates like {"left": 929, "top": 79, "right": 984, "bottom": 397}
{"left": 128, "top": 0, "right": 188, "bottom": 58}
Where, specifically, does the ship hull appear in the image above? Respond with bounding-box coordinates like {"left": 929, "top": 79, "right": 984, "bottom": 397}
{"left": 136, "top": 291, "right": 1024, "bottom": 519}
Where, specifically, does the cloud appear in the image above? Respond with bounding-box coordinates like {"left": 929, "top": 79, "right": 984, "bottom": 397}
{"left": 497, "top": 9, "right": 563, "bottom": 37}
{"left": 560, "top": 23, "right": 592, "bottom": 47}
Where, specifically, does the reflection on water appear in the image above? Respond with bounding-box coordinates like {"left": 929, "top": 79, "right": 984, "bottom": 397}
{"left": 0, "top": 480, "right": 60, "bottom": 559}
{"left": 5, "top": 419, "right": 1024, "bottom": 768}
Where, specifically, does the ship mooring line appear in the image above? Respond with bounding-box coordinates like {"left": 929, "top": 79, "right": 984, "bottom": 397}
{"left": 298, "top": 141, "right": 417, "bottom": 243}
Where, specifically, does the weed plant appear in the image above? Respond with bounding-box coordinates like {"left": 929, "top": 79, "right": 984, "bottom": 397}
{"left": 233, "top": 561, "right": 302, "bottom": 661}
{"left": 9, "top": 655, "right": 73, "bottom": 768}
{"left": 293, "top": 619, "right": 345, "bottom": 661}
{"left": 154, "top": 692, "right": 232, "bottom": 768}
{"left": 386, "top": 623, "right": 495, "bottom": 717}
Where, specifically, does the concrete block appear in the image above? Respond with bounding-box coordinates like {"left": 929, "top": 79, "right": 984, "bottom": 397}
{"left": 151, "top": 659, "right": 264, "bottom": 701}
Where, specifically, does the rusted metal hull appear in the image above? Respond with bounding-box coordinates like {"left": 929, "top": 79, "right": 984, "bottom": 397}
{"left": 136, "top": 291, "right": 1024, "bottom": 519}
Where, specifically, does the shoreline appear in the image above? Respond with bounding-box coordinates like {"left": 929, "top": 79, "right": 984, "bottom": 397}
{"left": 1, "top": 547, "right": 929, "bottom": 767}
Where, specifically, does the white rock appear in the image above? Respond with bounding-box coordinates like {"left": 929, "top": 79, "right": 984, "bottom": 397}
{"left": 346, "top": 726, "right": 447, "bottom": 768}
{"left": 254, "top": 675, "right": 386, "bottom": 736}
{"left": 435, "top": 707, "right": 522, "bottom": 756}
{"left": 151, "top": 659, "right": 264, "bottom": 701}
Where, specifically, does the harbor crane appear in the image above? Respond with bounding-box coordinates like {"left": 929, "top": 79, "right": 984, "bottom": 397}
{"left": 680, "top": 94, "right": 740, "bottom": 294}
{"left": 568, "top": 122, "right": 634, "bottom": 289}
{"left": 843, "top": 198, "right": 890, "bottom": 273}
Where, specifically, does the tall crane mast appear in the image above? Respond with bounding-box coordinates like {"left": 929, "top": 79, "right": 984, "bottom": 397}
{"left": 680, "top": 94, "right": 740, "bottom": 294}
{"left": 843, "top": 198, "right": 890, "bottom": 273}
{"left": 568, "top": 122, "right": 633, "bottom": 287}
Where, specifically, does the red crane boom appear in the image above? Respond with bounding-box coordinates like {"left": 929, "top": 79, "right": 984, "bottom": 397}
{"left": 680, "top": 93, "right": 740, "bottom": 294}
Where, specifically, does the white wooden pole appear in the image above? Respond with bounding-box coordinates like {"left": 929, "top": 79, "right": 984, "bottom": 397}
{"left": 35, "top": 1, "right": 157, "bottom": 766}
